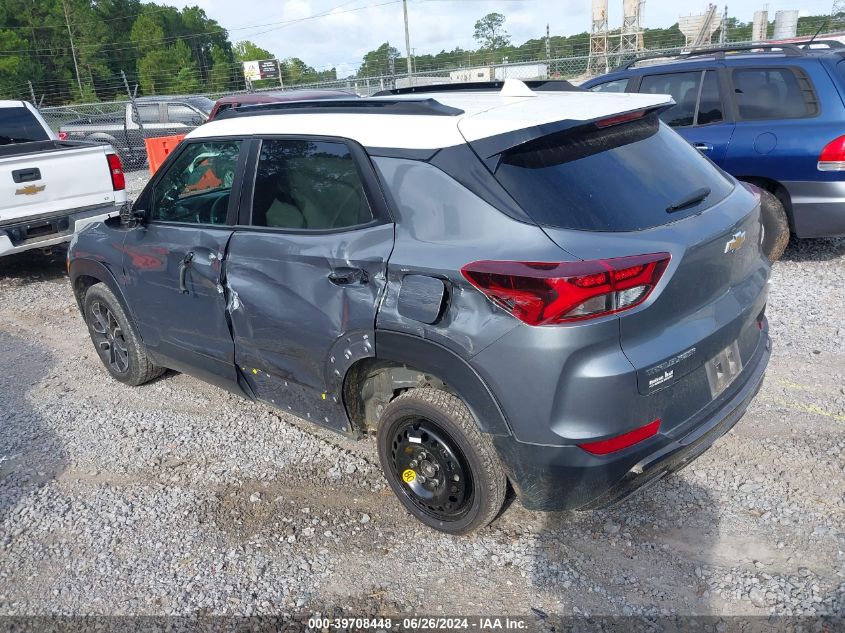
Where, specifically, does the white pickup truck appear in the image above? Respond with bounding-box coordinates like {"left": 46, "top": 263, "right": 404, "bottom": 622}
{"left": 0, "top": 100, "right": 127, "bottom": 257}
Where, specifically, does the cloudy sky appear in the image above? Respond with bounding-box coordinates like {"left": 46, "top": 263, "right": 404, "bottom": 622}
{"left": 171, "top": 0, "right": 836, "bottom": 76}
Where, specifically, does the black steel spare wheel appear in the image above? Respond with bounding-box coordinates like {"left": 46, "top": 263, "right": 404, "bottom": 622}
{"left": 390, "top": 418, "right": 473, "bottom": 520}
{"left": 89, "top": 300, "right": 129, "bottom": 374}
{"left": 376, "top": 387, "right": 507, "bottom": 534}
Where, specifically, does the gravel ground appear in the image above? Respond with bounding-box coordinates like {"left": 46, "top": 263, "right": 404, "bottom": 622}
{"left": 0, "top": 204, "right": 843, "bottom": 621}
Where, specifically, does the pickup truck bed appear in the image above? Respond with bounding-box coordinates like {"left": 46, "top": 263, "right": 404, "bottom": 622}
{"left": 0, "top": 101, "right": 127, "bottom": 257}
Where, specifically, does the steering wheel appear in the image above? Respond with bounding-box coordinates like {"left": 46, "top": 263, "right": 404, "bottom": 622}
{"left": 209, "top": 193, "right": 229, "bottom": 224}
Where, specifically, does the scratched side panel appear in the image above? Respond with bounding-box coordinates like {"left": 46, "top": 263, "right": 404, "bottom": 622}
{"left": 371, "top": 157, "right": 570, "bottom": 358}
{"left": 120, "top": 223, "right": 239, "bottom": 390}
{"left": 224, "top": 224, "right": 393, "bottom": 433}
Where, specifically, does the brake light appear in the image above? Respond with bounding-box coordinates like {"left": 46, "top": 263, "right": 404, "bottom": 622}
{"left": 460, "top": 253, "right": 670, "bottom": 325}
{"left": 595, "top": 109, "right": 647, "bottom": 129}
{"left": 106, "top": 153, "right": 125, "bottom": 191}
{"left": 818, "top": 134, "right": 845, "bottom": 171}
{"left": 57, "top": 131, "right": 68, "bottom": 141}
{"left": 578, "top": 419, "right": 661, "bottom": 455}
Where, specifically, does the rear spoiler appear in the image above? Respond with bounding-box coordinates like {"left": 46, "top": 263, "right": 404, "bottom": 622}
{"left": 470, "top": 102, "right": 674, "bottom": 171}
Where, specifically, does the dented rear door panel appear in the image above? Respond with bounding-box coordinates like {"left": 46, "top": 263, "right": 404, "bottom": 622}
{"left": 121, "top": 223, "right": 237, "bottom": 390}
{"left": 224, "top": 225, "right": 393, "bottom": 432}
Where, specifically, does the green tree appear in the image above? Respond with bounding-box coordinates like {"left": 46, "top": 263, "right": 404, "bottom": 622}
{"left": 208, "top": 45, "right": 234, "bottom": 92}
{"left": 473, "top": 12, "right": 510, "bottom": 62}
{"left": 359, "top": 42, "right": 400, "bottom": 77}
{"left": 137, "top": 39, "right": 198, "bottom": 95}
{"left": 0, "top": 28, "right": 33, "bottom": 99}
{"left": 233, "top": 40, "right": 274, "bottom": 62}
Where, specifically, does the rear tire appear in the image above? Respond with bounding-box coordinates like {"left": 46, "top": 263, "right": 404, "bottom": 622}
{"left": 759, "top": 188, "right": 790, "bottom": 262}
{"left": 376, "top": 387, "right": 507, "bottom": 535}
{"left": 82, "top": 283, "right": 164, "bottom": 386}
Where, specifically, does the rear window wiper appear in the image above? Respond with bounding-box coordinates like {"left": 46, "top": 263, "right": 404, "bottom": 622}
{"left": 666, "top": 186, "right": 711, "bottom": 213}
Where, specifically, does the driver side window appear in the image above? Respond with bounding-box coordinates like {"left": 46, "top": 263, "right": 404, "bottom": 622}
{"left": 151, "top": 140, "right": 241, "bottom": 225}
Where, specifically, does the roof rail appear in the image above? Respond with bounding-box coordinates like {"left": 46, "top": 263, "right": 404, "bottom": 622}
{"left": 215, "top": 97, "right": 464, "bottom": 120}
{"left": 622, "top": 43, "right": 805, "bottom": 69}
{"left": 796, "top": 39, "right": 845, "bottom": 49}
{"left": 373, "top": 79, "right": 582, "bottom": 97}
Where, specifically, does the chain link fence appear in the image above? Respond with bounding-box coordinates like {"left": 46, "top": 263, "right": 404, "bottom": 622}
{"left": 30, "top": 41, "right": 763, "bottom": 170}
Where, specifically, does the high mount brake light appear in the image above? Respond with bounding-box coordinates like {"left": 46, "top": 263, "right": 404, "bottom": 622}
{"left": 578, "top": 419, "right": 661, "bottom": 455}
{"left": 818, "top": 134, "right": 845, "bottom": 171}
{"left": 595, "top": 109, "right": 648, "bottom": 129}
{"left": 461, "top": 253, "right": 671, "bottom": 326}
{"left": 106, "top": 153, "right": 125, "bottom": 191}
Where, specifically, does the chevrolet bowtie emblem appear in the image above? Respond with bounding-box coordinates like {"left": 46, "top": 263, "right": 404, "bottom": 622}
{"left": 15, "top": 184, "right": 45, "bottom": 196}
{"left": 724, "top": 230, "right": 746, "bottom": 254}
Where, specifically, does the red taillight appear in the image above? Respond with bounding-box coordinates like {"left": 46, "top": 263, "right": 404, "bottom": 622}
{"left": 57, "top": 131, "right": 68, "bottom": 141}
{"left": 106, "top": 153, "right": 125, "bottom": 191}
{"left": 578, "top": 419, "right": 661, "bottom": 455}
{"left": 818, "top": 134, "right": 845, "bottom": 171}
{"left": 460, "top": 253, "right": 670, "bottom": 326}
{"left": 595, "top": 109, "right": 647, "bottom": 129}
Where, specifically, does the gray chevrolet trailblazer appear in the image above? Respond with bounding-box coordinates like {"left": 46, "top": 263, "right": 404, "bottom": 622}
{"left": 68, "top": 83, "right": 771, "bottom": 534}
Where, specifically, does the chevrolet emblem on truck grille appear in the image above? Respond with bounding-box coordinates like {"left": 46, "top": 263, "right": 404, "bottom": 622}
{"left": 724, "top": 230, "right": 746, "bottom": 254}
{"left": 15, "top": 184, "right": 45, "bottom": 196}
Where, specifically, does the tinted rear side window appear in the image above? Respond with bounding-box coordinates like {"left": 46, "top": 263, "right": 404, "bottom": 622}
{"left": 589, "top": 78, "right": 629, "bottom": 93}
{"left": 697, "top": 70, "right": 724, "bottom": 125}
{"left": 494, "top": 115, "right": 734, "bottom": 232}
{"left": 732, "top": 68, "right": 818, "bottom": 119}
{"left": 251, "top": 140, "right": 373, "bottom": 230}
{"left": 0, "top": 106, "right": 49, "bottom": 145}
{"left": 639, "top": 71, "right": 701, "bottom": 127}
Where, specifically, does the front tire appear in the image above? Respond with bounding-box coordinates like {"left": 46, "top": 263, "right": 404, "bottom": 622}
{"left": 376, "top": 387, "right": 507, "bottom": 535}
{"left": 82, "top": 283, "right": 164, "bottom": 386}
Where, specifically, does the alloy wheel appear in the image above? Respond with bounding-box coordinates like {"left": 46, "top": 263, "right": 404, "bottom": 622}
{"left": 89, "top": 301, "right": 129, "bottom": 374}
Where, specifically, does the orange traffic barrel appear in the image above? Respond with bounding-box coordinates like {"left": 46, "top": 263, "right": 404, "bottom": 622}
{"left": 145, "top": 134, "right": 186, "bottom": 174}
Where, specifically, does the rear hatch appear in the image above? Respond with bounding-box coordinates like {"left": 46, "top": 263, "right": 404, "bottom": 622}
{"left": 480, "top": 109, "right": 769, "bottom": 433}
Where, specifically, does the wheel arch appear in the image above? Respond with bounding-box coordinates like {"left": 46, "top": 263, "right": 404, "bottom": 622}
{"left": 70, "top": 259, "right": 141, "bottom": 336}
{"left": 737, "top": 176, "right": 794, "bottom": 232}
{"left": 341, "top": 331, "right": 512, "bottom": 438}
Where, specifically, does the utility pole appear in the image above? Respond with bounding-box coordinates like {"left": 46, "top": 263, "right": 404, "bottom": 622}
{"left": 62, "top": 0, "right": 84, "bottom": 98}
{"left": 545, "top": 23, "right": 551, "bottom": 60}
{"left": 402, "top": 0, "right": 413, "bottom": 85}
{"left": 720, "top": 5, "right": 729, "bottom": 44}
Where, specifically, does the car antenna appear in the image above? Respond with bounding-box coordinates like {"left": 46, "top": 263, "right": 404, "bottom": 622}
{"left": 807, "top": 17, "right": 829, "bottom": 45}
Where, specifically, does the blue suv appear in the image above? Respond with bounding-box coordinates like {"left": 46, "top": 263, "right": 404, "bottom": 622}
{"left": 583, "top": 42, "right": 845, "bottom": 260}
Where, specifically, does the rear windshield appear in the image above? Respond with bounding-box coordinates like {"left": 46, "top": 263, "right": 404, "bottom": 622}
{"left": 0, "top": 106, "right": 49, "bottom": 145}
{"left": 494, "top": 114, "right": 734, "bottom": 232}
{"left": 187, "top": 97, "right": 214, "bottom": 115}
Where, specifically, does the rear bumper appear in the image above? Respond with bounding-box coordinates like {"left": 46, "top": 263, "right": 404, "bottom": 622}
{"left": 781, "top": 180, "right": 845, "bottom": 238}
{"left": 0, "top": 204, "right": 120, "bottom": 257}
{"left": 494, "top": 329, "right": 771, "bottom": 512}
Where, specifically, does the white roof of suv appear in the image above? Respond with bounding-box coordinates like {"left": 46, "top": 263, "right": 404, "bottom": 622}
{"left": 188, "top": 80, "right": 672, "bottom": 151}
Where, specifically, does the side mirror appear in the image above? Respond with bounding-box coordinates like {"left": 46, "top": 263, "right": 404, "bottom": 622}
{"left": 120, "top": 202, "right": 147, "bottom": 227}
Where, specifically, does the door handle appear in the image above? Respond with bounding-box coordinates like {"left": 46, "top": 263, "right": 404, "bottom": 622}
{"left": 693, "top": 142, "right": 713, "bottom": 153}
{"left": 12, "top": 167, "right": 41, "bottom": 183}
{"left": 178, "top": 251, "right": 194, "bottom": 294}
{"left": 328, "top": 267, "right": 367, "bottom": 286}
